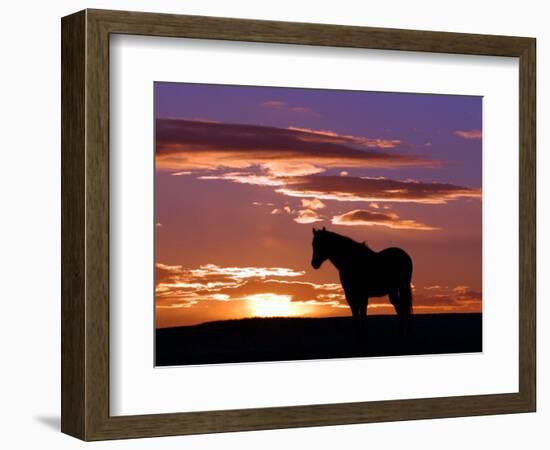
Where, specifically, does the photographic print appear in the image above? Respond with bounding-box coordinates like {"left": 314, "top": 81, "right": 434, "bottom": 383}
{"left": 154, "top": 82, "right": 482, "bottom": 366}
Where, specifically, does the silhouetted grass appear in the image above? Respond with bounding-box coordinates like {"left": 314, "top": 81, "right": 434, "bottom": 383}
{"left": 155, "top": 313, "right": 482, "bottom": 366}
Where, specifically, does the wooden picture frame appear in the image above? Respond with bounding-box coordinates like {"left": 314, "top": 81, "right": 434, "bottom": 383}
{"left": 61, "top": 9, "right": 536, "bottom": 441}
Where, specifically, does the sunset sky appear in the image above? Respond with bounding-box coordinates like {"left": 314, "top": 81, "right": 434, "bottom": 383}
{"left": 155, "top": 82, "right": 482, "bottom": 328}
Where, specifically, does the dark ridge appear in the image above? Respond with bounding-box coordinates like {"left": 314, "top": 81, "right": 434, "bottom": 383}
{"left": 156, "top": 313, "right": 482, "bottom": 366}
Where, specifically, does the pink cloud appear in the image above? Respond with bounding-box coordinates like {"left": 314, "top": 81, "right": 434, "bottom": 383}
{"left": 301, "top": 198, "right": 326, "bottom": 210}
{"left": 332, "top": 209, "right": 439, "bottom": 231}
{"left": 293, "top": 209, "right": 324, "bottom": 224}
{"left": 260, "top": 100, "right": 318, "bottom": 116}
{"left": 288, "top": 126, "right": 402, "bottom": 149}
{"left": 454, "top": 129, "right": 482, "bottom": 140}
{"left": 261, "top": 100, "right": 286, "bottom": 108}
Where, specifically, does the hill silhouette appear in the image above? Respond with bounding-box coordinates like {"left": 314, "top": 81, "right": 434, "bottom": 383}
{"left": 155, "top": 313, "right": 481, "bottom": 366}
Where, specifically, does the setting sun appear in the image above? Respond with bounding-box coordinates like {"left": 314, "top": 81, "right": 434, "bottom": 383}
{"left": 246, "top": 293, "right": 298, "bottom": 318}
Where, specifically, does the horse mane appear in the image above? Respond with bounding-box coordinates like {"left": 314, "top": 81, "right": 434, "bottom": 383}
{"left": 322, "top": 230, "right": 374, "bottom": 255}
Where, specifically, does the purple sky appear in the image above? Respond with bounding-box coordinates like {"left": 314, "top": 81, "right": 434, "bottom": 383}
{"left": 154, "top": 82, "right": 482, "bottom": 327}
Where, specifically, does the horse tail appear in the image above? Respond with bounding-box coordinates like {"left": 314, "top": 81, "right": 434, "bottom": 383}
{"left": 399, "top": 283, "right": 413, "bottom": 316}
{"left": 397, "top": 283, "right": 413, "bottom": 337}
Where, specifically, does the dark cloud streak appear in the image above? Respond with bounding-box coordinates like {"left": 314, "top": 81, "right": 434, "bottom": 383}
{"left": 155, "top": 118, "right": 436, "bottom": 171}
{"left": 278, "top": 175, "right": 481, "bottom": 204}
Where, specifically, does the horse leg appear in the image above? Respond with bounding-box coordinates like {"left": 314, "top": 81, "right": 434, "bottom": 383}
{"left": 390, "top": 286, "right": 411, "bottom": 338}
{"left": 356, "top": 300, "right": 368, "bottom": 347}
{"left": 358, "top": 301, "right": 367, "bottom": 333}
{"left": 343, "top": 282, "right": 361, "bottom": 342}
{"left": 350, "top": 303, "right": 361, "bottom": 338}
{"left": 348, "top": 300, "right": 365, "bottom": 348}
{"left": 398, "top": 283, "right": 412, "bottom": 337}
{"left": 389, "top": 289, "right": 405, "bottom": 338}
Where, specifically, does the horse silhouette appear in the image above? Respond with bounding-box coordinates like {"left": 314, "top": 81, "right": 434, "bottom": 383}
{"left": 311, "top": 227, "right": 413, "bottom": 338}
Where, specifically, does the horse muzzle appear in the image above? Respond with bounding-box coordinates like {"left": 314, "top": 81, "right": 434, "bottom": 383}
{"left": 311, "top": 259, "right": 321, "bottom": 269}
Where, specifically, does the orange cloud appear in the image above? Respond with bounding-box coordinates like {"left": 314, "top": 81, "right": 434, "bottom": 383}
{"left": 156, "top": 262, "right": 481, "bottom": 316}
{"left": 156, "top": 263, "right": 345, "bottom": 311}
{"left": 332, "top": 209, "right": 439, "bottom": 231}
{"left": 415, "top": 285, "right": 481, "bottom": 308}
{"left": 423, "top": 285, "right": 448, "bottom": 290}
{"left": 366, "top": 284, "right": 481, "bottom": 314}
{"left": 157, "top": 263, "right": 481, "bottom": 324}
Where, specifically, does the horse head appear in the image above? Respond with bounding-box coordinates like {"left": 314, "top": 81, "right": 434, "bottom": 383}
{"left": 311, "top": 227, "right": 329, "bottom": 269}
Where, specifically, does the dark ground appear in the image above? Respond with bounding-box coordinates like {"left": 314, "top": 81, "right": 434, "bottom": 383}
{"left": 155, "top": 313, "right": 482, "bottom": 366}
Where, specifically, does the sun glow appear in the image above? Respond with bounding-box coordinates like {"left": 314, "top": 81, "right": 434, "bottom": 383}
{"left": 246, "top": 293, "right": 297, "bottom": 318}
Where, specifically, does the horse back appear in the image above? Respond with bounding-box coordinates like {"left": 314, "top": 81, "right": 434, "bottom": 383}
{"left": 377, "top": 247, "right": 413, "bottom": 279}
{"left": 377, "top": 247, "right": 412, "bottom": 273}
{"left": 339, "top": 246, "right": 412, "bottom": 294}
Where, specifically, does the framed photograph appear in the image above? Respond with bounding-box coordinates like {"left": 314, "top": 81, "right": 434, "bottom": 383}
{"left": 61, "top": 9, "right": 536, "bottom": 441}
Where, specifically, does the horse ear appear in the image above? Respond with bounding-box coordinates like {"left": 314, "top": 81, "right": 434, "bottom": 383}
{"left": 322, "top": 226, "right": 326, "bottom": 231}
{"left": 312, "top": 227, "right": 317, "bottom": 235}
